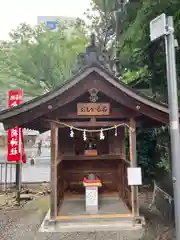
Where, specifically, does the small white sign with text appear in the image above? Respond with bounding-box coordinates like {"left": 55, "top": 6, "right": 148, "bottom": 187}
{"left": 127, "top": 167, "right": 142, "bottom": 186}
{"left": 86, "top": 186, "right": 98, "bottom": 206}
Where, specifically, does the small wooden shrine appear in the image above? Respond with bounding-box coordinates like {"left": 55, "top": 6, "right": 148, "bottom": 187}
{"left": 0, "top": 36, "right": 171, "bottom": 225}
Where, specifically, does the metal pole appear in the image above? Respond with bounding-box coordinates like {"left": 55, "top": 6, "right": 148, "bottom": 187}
{"left": 4, "top": 162, "right": 7, "bottom": 193}
{"left": 16, "top": 163, "right": 20, "bottom": 204}
{"left": 165, "top": 16, "right": 180, "bottom": 238}
{"left": 15, "top": 164, "right": 19, "bottom": 186}
{"left": 16, "top": 128, "right": 22, "bottom": 205}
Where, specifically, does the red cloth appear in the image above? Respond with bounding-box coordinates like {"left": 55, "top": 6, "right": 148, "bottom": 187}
{"left": 21, "top": 128, "right": 26, "bottom": 164}
{"left": 7, "top": 89, "right": 26, "bottom": 163}
{"left": 83, "top": 177, "right": 101, "bottom": 184}
{"left": 7, "top": 127, "right": 20, "bottom": 162}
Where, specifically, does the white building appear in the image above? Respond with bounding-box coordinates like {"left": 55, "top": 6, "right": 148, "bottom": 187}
{"left": 0, "top": 122, "right": 39, "bottom": 148}
{"left": 37, "top": 16, "right": 76, "bottom": 30}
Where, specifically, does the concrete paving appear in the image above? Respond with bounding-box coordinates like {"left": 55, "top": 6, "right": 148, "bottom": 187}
{"left": 58, "top": 196, "right": 130, "bottom": 216}
{"left": 40, "top": 209, "right": 143, "bottom": 239}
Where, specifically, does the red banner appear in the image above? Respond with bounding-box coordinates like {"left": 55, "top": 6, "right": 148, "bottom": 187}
{"left": 8, "top": 89, "right": 23, "bottom": 108}
{"left": 7, "top": 89, "right": 26, "bottom": 163}
{"left": 20, "top": 128, "right": 26, "bottom": 164}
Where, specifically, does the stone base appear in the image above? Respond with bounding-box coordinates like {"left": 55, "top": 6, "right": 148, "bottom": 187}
{"left": 43, "top": 210, "right": 54, "bottom": 227}
{"left": 86, "top": 205, "right": 98, "bottom": 214}
{"left": 39, "top": 209, "right": 144, "bottom": 237}
{"left": 85, "top": 186, "right": 98, "bottom": 214}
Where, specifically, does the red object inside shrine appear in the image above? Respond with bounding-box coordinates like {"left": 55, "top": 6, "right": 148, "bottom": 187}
{"left": 83, "top": 177, "right": 101, "bottom": 184}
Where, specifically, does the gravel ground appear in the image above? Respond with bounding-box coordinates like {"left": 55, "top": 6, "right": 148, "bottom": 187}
{"left": 139, "top": 191, "right": 175, "bottom": 240}
{"left": 0, "top": 208, "right": 121, "bottom": 240}
{"left": 0, "top": 196, "right": 134, "bottom": 240}
{"left": 0, "top": 192, "right": 175, "bottom": 240}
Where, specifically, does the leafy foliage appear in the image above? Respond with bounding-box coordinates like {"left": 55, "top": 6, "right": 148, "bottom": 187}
{"left": 89, "top": 0, "right": 180, "bottom": 102}
{"left": 136, "top": 130, "right": 158, "bottom": 180}
{"left": 88, "top": 0, "right": 180, "bottom": 175}
{"left": 118, "top": 0, "right": 180, "bottom": 101}
{"left": 0, "top": 21, "right": 88, "bottom": 97}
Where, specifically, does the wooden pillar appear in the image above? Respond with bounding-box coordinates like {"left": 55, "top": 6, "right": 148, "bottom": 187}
{"left": 129, "top": 118, "right": 139, "bottom": 217}
{"left": 50, "top": 121, "right": 58, "bottom": 220}
{"left": 119, "top": 128, "right": 126, "bottom": 159}
{"left": 109, "top": 128, "right": 125, "bottom": 156}
{"left": 118, "top": 128, "right": 126, "bottom": 199}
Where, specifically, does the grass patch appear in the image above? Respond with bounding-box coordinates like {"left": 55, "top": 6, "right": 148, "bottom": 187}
{"left": 23, "top": 195, "right": 50, "bottom": 212}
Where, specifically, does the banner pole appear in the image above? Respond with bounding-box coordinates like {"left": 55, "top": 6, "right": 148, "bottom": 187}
{"left": 7, "top": 89, "right": 24, "bottom": 205}
{"left": 16, "top": 128, "right": 22, "bottom": 205}
{"left": 16, "top": 163, "right": 20, "bottom": 204}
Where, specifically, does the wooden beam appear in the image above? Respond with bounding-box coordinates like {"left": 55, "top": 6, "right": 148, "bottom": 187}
{"left": 61, "top": 154, "right": 128, "bottom": 162}
{"left": 46, "top": 119, "right": 129, "bottom": 128}
{"left": 50, "top": 121, "right": 58, "bottom": 220}
{"left": 52, "top": 114, "right": 131, "bottom": 119}
{"left": 129, "top": 119, "right": 137, "bottom": 164}
{"left": 61, "top": 121, "right": 126, "bottom": 127}
{"left": 56, "top": 214, "right": 132, "bottom": 220}
{"left": 47, "top": 105, "right": 141, "bottom": 120}
{"left": 129, "top": 118, "right": 139, "bottom": 217}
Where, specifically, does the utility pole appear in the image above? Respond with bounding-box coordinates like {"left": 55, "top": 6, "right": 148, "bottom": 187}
{"left": 165, "top": 16, "right": 180, "bottom": 239}
{"left": 150, "top": 14, "right": 180, "bottom": 239}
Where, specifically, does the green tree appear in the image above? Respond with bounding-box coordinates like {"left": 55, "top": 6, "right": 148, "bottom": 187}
{"left": 88, "top": 0, "right": 180, "bottom": 174}
{"left": 0, "top": 20, "right": 88, "bottom": 97}
{"left": 86, "top": 0, "right": 117, "bottom": 56}
{"left": 89, "top": 0, "right": 180, "bottom": 102}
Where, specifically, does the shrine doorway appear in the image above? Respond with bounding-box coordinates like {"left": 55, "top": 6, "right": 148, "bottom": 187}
{"left": 56, "top": 154, "right": 132, "bottom": 219}
{"left": 51, "top": 117, "right": 139, "bottom": 221}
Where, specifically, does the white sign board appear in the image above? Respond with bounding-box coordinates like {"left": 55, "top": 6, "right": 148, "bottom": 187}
{"left": 86, "top": 186, "right": 98, "bottom": 206}
{"left": 150, "top": 13, "right": 167, "bottom": 41}
{"left": 127, "top": 167, "right": 142, "bottom": 186}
